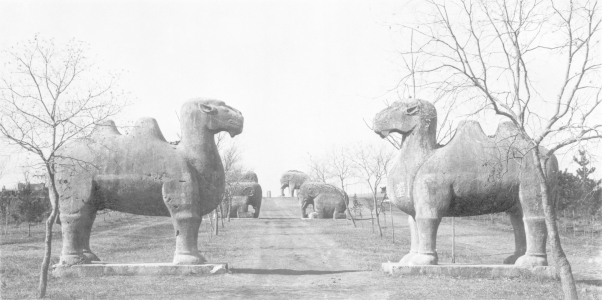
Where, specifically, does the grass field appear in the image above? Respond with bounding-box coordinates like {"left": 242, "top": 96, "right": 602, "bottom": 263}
{"left": 1, "top": 197, "right": 600, "bottom": 299}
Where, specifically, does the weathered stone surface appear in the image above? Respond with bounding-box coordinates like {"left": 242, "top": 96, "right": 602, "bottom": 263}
{"left": 382, "top": 263, "right": 558, "bottom": 280}
{"left": 228, "top": 181, "right": 262, "bottom": 218}
{"left": 55, "top": 98, "right": 243, "bottom": 266}
{"left": 52, "top": 262, "right": 229, "bottom": 277}
{"left": 298, "top": 182, "right": 348, "bottom": 219}
{"left": 373, "top": 99, "right": 558, "bottom": 267}
{"left": 240, "top": 171, "right": 259, "bottom": 183}
{"left": 280, "top": 170, "right": 310, "bottom": 197}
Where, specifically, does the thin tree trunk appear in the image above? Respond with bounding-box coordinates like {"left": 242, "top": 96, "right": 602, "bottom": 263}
{"left": 532, "top": 150, "right": 577, "bottom": 300}
{"left": 4, "top": 199, "right": 9, "bottom": 236}
{"left": 452, "top": 217, "right": 455, "bottom": 263}
{"left": 390, "top": 200, "right": 394, "bottom": 243}
{"left": 369, "top": 210, "right": 374, "bottom": 233}
{"left": 39, "top": 171, "right": 59, "bottom": 299}
{"left": 227, "top": 194, "right": 232, "bottom": 222}
{"left": 208, "top": 213, "right": 214, "bottom": 237}
{"left": 341, "top": 188, "right": 356, "bottom": 228}
{"left": 220, "top": 203, "right": 225, "bottom": 228}
{"left": 213, "top": 209, "right": 218, "bottom": 236}
{"left": 373, "top": 195, "right": 383, "bottom": 237}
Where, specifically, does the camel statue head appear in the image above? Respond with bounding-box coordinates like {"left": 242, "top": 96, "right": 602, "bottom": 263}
{"left": 181, "top": 98, "right": 244, "bottom": 138}
{"left": 373, "top": 99, "right": 437, "bottom": 146}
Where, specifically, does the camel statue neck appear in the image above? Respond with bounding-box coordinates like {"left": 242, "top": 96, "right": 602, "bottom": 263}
{"left": 179, "top": 114, "right": 222, "bottom": 172}
{"left": 400, "top": 122, "right": 437, "bottom": 156}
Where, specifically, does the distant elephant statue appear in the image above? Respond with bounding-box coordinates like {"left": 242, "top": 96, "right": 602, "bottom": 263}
{"left": 240, "top": 171, "right": 259, "bottom": 183}
{"left": 298, "top": 182, "right": 348, "bottom": 219}
{"left": 280, "top": 170, "right": 310, "bottom": 197}
{"left": 228, "top": 181, "right": 262, "bottom": 218}
{"left": 55, "top": 98, "right": 243, "bottom": 266}
{"left": 373, "top": 98, "right": 558, "bottom": 267}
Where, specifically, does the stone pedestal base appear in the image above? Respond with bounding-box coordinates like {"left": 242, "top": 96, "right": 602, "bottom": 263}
{"left": 382, "top": 263, "right": 558, "bottom": 280}
{"left": 236, "top": 212, "right": 255, "bottom": 218}
{"left": 52, "top": 262, "right": 229, "bottom": 277}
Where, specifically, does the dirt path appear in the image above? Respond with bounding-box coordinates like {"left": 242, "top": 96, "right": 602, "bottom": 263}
{"left": 211, "top": 197, "right": 599, "bottom": 299}
{"left": 3, "top": 196, "right": 599, "bottom": 299}
{"left": 222, "top": 197, "right": 377, "bottom": 299}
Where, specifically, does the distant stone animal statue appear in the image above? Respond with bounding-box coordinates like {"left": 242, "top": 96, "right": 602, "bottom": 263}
{"left": 240, "top": 171, "right": 259, "bottom": 183}
{"left": 228, "top": 181, "right": 262, "bottom": 218}
{"left": 373, "top": 99, "right": 557, "bottom": 267}
{"left": 55, "top": 98, "right": 243, "bottom": 266}
{"left": 298, "top": 182, "right": 349, "bottom": 219}
{"left": 280, "top": 170, "right": 310, "bottom": 197}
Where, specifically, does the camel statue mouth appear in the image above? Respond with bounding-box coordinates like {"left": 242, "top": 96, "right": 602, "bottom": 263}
{"left": 228, "top": 119, "right": 242, "bottom": 127}
{"left": 375, "top": 127, "right": 412, "bottom": 139}
{"left": 224, "top": 117, "right": 243, "bottom": 137}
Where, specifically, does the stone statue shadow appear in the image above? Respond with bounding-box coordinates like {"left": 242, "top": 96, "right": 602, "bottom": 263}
{"left": 233, "top": 268, "right": 361, "bottom": 275}
{"left": 577, "top": 279, "right": 602, "bottom": 287}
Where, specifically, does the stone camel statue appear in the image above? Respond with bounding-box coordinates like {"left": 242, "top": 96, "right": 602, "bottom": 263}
{"left": 228, "top": 181, "right": 262, "bottom": 218}
{"left": 280, "top": 170, "right": 310, "bottom": 197}
{"left": 373, "top": 99, "right": 558, "bottom": 267}
{"left": 55, "top": 98, "right": 243, "bottom": 266}
{"left": 298, "top": 182, "right": 348, "bottom": 219}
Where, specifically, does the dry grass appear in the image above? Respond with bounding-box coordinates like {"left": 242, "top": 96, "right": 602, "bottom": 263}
{"left": 1, "top": 208, "right": 600, "bottom": 299}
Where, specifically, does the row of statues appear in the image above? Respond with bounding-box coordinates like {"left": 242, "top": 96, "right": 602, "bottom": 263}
{"left": 55, "top": 97, "right": 554, "bottom": 269}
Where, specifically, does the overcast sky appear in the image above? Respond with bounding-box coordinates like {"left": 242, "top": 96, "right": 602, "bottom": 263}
{"left": 1, "top": 1, "right": 600, "bottom": 194}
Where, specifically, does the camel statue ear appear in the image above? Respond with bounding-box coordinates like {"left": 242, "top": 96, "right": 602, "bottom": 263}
{"left": 243, "top": 186, "right": 254, "bottom": 196}
{"left": 200, "top": 104, "right": 217, "bottom": 115}
{"left": 406, "top": 105, "right": 419, "bottom": 116}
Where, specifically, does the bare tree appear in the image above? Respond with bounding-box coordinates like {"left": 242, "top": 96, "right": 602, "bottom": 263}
{"left": 305, "top": 153, "right": 330, "bottom": 183}
{"left": 0, "top": 154, "right": 7, "bottom": 182}
{"left": 326, "top": 146, "right": 357, "bottom": 227}
{"left": 395, "top": 1, "right": 601, "bottom": 298}
{"left": 220, "top": 137, "right": 244, "bottom": 183}
{"left": 327, "top": 146, "right": 355, "bottom": 190}
{"left": 0, "top": 36, "right": 126, "bottom": 298}
{"left": 351, "top": 143, "right": 394, "bottom": 237}
{"left": 217, "top": 133, "right": 255, "bottom": 223}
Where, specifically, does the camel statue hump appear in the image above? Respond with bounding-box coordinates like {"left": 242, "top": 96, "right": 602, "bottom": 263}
{"left": 494, "top": 121, "right": 520, "bottom": 139}
{"left": 454, "top": 120, "right": 487, "bottom": 141}
{"left": 130, "top": 117, "right": 167, "bottom": 142}
{"left": 91, "top": 120, "right": 121, "bottom": 138}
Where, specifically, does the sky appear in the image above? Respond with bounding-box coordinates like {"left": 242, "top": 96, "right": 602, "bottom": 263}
{"left": 0, "top": 0, "right": 600, "bottom": 194}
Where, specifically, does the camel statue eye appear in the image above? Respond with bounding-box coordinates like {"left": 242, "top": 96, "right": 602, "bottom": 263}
{"left": 406, "top": 105, "right": 419, "bottom": 115}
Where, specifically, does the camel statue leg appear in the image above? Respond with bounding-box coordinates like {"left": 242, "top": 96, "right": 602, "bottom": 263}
{"left": 59, "top": 179, "right": 99, "bottom": 265}
{"left": 515, "top": 183, "right": 548, "bottom": 267}
{"left": 162, "top": 180, "right": 205, "bottom": 265}
{"left": 503, "top": 203, "right": 527, "bottom": 264}
{"left": 409, "top": 217, "right": 441, "bottom": 265}
{"left": 81, "top": 210, "right": 100, "bottom": 261}
{"left": 406, "top": 180, "right": 448, "bottom": 265}
{"left": 399, "top": 215, "right": 419, "bottom": 264}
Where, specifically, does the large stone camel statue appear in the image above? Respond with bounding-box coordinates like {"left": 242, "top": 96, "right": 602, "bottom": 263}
{"left": 373, "top": 99, "right": 557, "bottom": 267}
{"left": 55, "top": 98, "right": 243, "bottom": 266}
